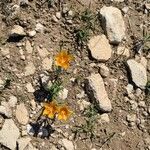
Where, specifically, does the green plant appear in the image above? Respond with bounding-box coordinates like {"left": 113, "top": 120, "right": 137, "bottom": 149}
{"left": 47, "top": 80, "right": 63, "bottom": 101}
{"left": 74, "top": 9, "right": 97, "bottom": 47}
{"left": 146, "top": 81, "right": 150, "bottom": 93}
{"left": 74, "top": 28, "right": 90, "bottom": 45}
{"left": 133, "top": 34, "right": 150, "bottom": 53}
{"left": 72, "top": 105, "right": 98, "bottom": 140}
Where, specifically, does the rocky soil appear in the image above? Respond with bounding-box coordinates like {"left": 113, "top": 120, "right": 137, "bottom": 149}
{"left": 0, "top": 0, "right": 150, "bottom": 150}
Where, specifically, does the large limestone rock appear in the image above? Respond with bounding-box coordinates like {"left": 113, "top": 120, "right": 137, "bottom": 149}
{"left": 100, "top": 6, "right": 126, "bottom": 44}
{"left": 127, "top": 59, "right": 147, "bottom": 89}
{"left": 88, "top": 35, "right": 112, "bottom": 61}
{"left": 86, "top": 73, "right": 112, "bottom": 112}
{"left": 0, "top": 119, "right": 20, "bottom": 150}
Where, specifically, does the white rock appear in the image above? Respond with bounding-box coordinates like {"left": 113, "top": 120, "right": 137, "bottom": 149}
{"left": 35, "top": 23, "right": 45, "bottom": 33}
{"left": 0, "top": 106, "right": 11, "bottom": 118}
{"left": 99, "top": 64, "right": 109, "bottom": 77}
{"left": 122, "top": 7, "right": 129, "bottom": 14}
{"left": 135, "top": 88, "right": 142, "bottom": 96}
{"left": 117, "top": 46, "right": 130, "bottom": 57}
{"left": 126, "top": 114, "right": 136, "bottom": 122}
{"left": 42, "top": 57, "right": 53, "bottom": 70}
{"left": 56, "top": 12, "right": 61, "bottom": 19}
{"left": 77, "top": 100, "right": 90, "bottom": 111}
{"left": 16, "top": 103, "right": 29, "bottom": 125}
{"left": 100, "top": 6, "right": 126, "bottom": 44}
{"left": 0, "top": 47, "right": 10, "bottom": 56}
{"left": 61, "top": 139, "right": 74, "bottom": 150}
{"left": 126, "top": 84, "right": 133, "bottom": 95}
{"left": 28, "top": 30, "right": 36, "bottom": 37}
{"left": 58, "top": 88, "right": 68, "bottom": 100}
{"left": 100, "top": 113, "right": 110, "bottom": 123}
{"left": 37, "top": 46, "right": 49, "bottom": 58}
{"left": 0, "top": 119, "right": 20, "bottom": 150}
{"left": 88, "top": 35, "right": 112, "bottom": 61}
{"left": 26, "top": 83, "right": 35, "bottom": 93}
{"left": 17, "top": 137, "right": 31, "bottom": 150}
{"left": 24, "top": 62, "right": 36, "bottom": 76}
{"left": 25, "top": 40, "right": 33, "bottom": 54}
{"left": 0, "top": 78, "right": 4, "bottom": 90}
{"left": 129, "top": 100, "right": 138, "bottom": 110}
{"left": 127, "top": 59, "right": 147, "bottom": 89}
{"left": 76, "top": 91, "right": 85, "bottom": 99}
{"left": 138, "top": 101, "right": 146, "bottom": 108}
{"left": 52, "top": 15, "right": 59, "bottom": 22}
{"left": 9, "top": 95, "right": 18, "bottom": 107}
{"left": 10, "top": 25, "right": 26, "bottom": 37}
{"left": 26, "top": 124, "right": 35, "bottom": 136}
{"left": 86, "top": 73, "right": 112, "bottom": 112}
{"left": 0, "top": 102, "right": 12, "bottom": 118}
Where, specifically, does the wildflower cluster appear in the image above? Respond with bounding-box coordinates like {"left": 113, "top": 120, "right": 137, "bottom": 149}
{"left": 43, "top": 101, "right": 72, "bottom": 121}
{"left": 42, "top": 50, "right": 74, "bottom": 121}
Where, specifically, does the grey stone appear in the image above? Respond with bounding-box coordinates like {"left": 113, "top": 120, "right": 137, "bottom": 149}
{"left": 100, "top": 6, "right": 125, "bottom": 44}
{"left": 127, "top": 59, "right": 147, "bottom": 89}
{"left": 86, "top": 73, "right": 112, "bottom": 112}
{"left": 0, "top": 119, "right": 20, "bottom": 150}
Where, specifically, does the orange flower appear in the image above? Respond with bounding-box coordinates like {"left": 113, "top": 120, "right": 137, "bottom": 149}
{"left": 57, "top": 105, "right": 73, "bottom": 121}
{"left": 55, "top": 50, "right": 73, "bottom": 70}
{"left": 43, "top": 101, "right": 58, "bottom": 119}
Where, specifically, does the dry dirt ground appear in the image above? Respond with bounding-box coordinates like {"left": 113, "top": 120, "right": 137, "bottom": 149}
{"left": 0, "top": 0, "right": 150, "bottom": 150}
